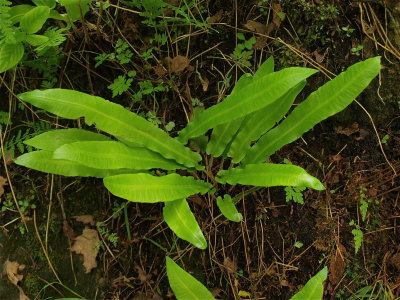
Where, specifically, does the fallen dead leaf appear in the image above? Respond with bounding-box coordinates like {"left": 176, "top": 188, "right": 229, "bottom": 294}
{"left": 334, "top": 122, "right": 359, "bottom": 136}
{"left": 329, "top": 243, "right": 347, "bottom": 286}
{"left": 244, "top": 20, "right": 266, "bottom": 34}
{"left": 166, "top": 55, "right": 189, "bottom": 74}
{"left": 313, "top": 50, "right": 325, "bottom": 63}
{"left": 3, "top": 260, "right": 24, "bottom": 285}
{"left": 207, "top": 9, "right": 223, "bottom": 24}
{"left": 134, "top": 264, "right": 152, "bottom": 284}
{"left": 272, "top": 3, "right": 284, "bottom": 28}
{"left": 389, "top": 252, "right": 400, "bottom": 271}
{"left": 154, "top": 64, "right": 167, "bottom": 77}
{"left": 223, "top": 257, "right": 237, "bottom": 274}
{"left": 71, "top": 227, "right": 100, "bottom": 273}
{"left": 188, "top": 194, "right": 208, "bottom": 208}
{"left": 72, "top": 215, "right": 96, "bottom": 226}
{"left": 2, "top": 260, "right": 30, "bottom": 300}
{"left": 63, "top": 220, "right": 75, "bottom": 240}
{"left": 0, "top": 176, "right": 7, "bottom": 197}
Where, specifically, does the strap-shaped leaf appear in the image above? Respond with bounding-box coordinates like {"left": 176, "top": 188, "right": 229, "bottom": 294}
{"left": 20, "top": 6, "right": 50, "bottom": 34}
{"left": 166, "top": 257, "right": 215, "bottom": 300}
{"left": 25, "top": 128, "right": 111, "bottom": 151}
{"left": 163, "top": 199, "right": 207, "bottom": 249}
{"left": 243, "top": 57, "right": 381, "bottom": 164}
{"left": 216, "top": 163, "right": 325, "bottom": 190}
{"left": 252, "top": 56, "right": 275, "bottom": 79}
{"left": 290, "top": 267, "right": 328, "bottom": 300}
{"left": 54, "top": 141, "right": 184, "bottom": 170}
{"left": 216, "top": 194, "right": 242, "bottom": 222}
{"left": 18, "top": 89, "right": 202, "bottom": 168}
{"left": 177, "top": 67, "right": 318, "bottom": 143}
{"left": 0, "top": 43, "right": 24, "bottom": 73}
{"left": 103, "top": 173, "right": 212, "bottom": 203}
{"left": 229, "top": 81, "right": 306, "bottom": 163}
{"left": 14, "top": 150, "right": 127, "bottom": 178}
{"left": 206, "top": 57, "right": 275, "bottom": 157}
{"left": 205, "top": 119, "right": 243, "bottom": 157}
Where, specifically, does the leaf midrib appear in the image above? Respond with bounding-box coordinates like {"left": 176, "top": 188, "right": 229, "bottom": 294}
{"left": 28, "top": 95, "right": 198, "bottom": 166}
{"left": 181, "top": 69, "right": 308, "bottom": 139}
{"left": 170, "top": 200, "right": 204, "bottom": 247}
{"left": 250, "top": 64, "right": 373, "bottom": 163}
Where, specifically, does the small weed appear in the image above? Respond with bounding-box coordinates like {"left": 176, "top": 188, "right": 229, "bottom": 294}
{"left": 231, "top": 33, "right": 256, "bottom": 68}
{"left": 351, "top": 45, "right": 363, "bottom": 56}
{"left": 349, "top": 220, "right": 363, "bottom": 254}
{"left": 341, "top": 26, "right": 355, "bottom": 37}
{"left": 97, "top": 222, "right": 119, "bottom": 248}
{"left": 381, "top": 134, "right": 390, "bottom": 144}
{"left": 108, "top": 75, "right": 134, "bottom": 98}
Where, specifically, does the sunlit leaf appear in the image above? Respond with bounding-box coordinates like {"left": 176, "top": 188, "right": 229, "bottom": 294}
{"left": 166, "top": 257, "right": 215, "bottom": 300}
{"left": 217, "top": 163, "right": 325, "bottom": 190}
{"left": 163, "top": 199, "right": 207, "bottom": 249}
{"left": 104, "top": 173, "right": 212, "bottom": 203}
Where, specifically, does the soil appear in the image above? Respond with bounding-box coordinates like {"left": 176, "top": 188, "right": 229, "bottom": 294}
{"left": 0, "top": 0, "right": 399, "bottom": 299}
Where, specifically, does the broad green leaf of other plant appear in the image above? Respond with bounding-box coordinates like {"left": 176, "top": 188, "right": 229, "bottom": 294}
{"left": 103, "top": 173, "right": 212, "bottom": 203}
{"left": 54, "top": 141, "right": 184, "bottom": 170}
{"left": 33, "top": 0, "right": 57, "bottom": 8}
{"left": 217, "top": 163, "right": 325, "bottom": 190}
{"left": 216, "top": 194, "right": 243, "bottom": 222}
{"left": 243, "top": 57, "right": 381, "bottom": 164}
{"left": 166, "top": 257, "right": 215, "bottom": 300}
{"left": 20, "top": 6, "right": 50, "bottom": 34}
{"left": 18, "top": 89, "right": 202, "bottom": 168}
{"left": 14, "top": 150, "right": 126, "bottom": 178}
{"left": 25, "top": 34, "right": 50, "bottom": 46}
{"left": 58, "top": 0, "right": 91, "bottom": 22}
{"left": 177, "top": 67, "right": 318, "bottom": 143}
{"left": 24, "top": 128, "right": 111, "bottom": 151}
{"left": 0, "top": 43, "right": 24, "bottom": 72}
{"left": 8, "top": 5, "right": 35, "bottom": 24}
{"left": 290, "top": 266, "right": 328, "bottom": 300}
{"left": 163, "top": 199, "right": 207, "bottom": 249}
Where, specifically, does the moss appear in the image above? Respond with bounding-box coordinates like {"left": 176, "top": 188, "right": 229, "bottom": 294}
{"left": 24, "top": 273, "right": 41, "bottom": 297}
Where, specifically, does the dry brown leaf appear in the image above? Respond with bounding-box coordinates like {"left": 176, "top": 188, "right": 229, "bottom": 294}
{"left": 329, "top": 243, "right": 347, "bottom": 286}
{"left": 389, "top": 253, "right": 400, "bottom": 271}
{"left": 166, "top": 55, "right": 189, "bottom": 74}
{"left": 154, "top": 64, "right": 167, "bottom": 77}
{"left": 2, "top": 260, "right": 30, "bottom": 300}
{"left": 207, "top": 9, "right": 223, "bottom": 24}
{"left": 272, "top": 3, "right": 284, "bottom": 28}
{"left": 223, "top": 257, "right": 237, "bottom": 274}
{"left": 63, "top": 220, "right": 75, "bottom": 240}
{"left": 3, "top": 260, "right": 24, "bottom": 285}
{"left": 0, "top": 176, "right": 7, "bottom": 197}
{"left": 313, "top": 51, "right": 325, "bottom": 63}
{"left": 72, "top": 215, "right": 96, "bottom": 226}
{"left": 244, "top": 20, "right": 266, "bottom": 34}
{"left": 334, "top": 122, "right": 359, "bottom": 136}
{"left": 187, "top": 194, "right": 208, "bottom": 208}
{"left": 254, "top": 36, "right": 268, "bottom": 50}
{"left": 134, "top": 264, "right": 152, "bottom": 284}
{"left": 71, "top": 227, "right": 100, "bottom": 273}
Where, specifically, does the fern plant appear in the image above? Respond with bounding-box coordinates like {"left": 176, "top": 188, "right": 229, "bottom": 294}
{"left": 15, "top": 56, "right": 380, "bottom": 299}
